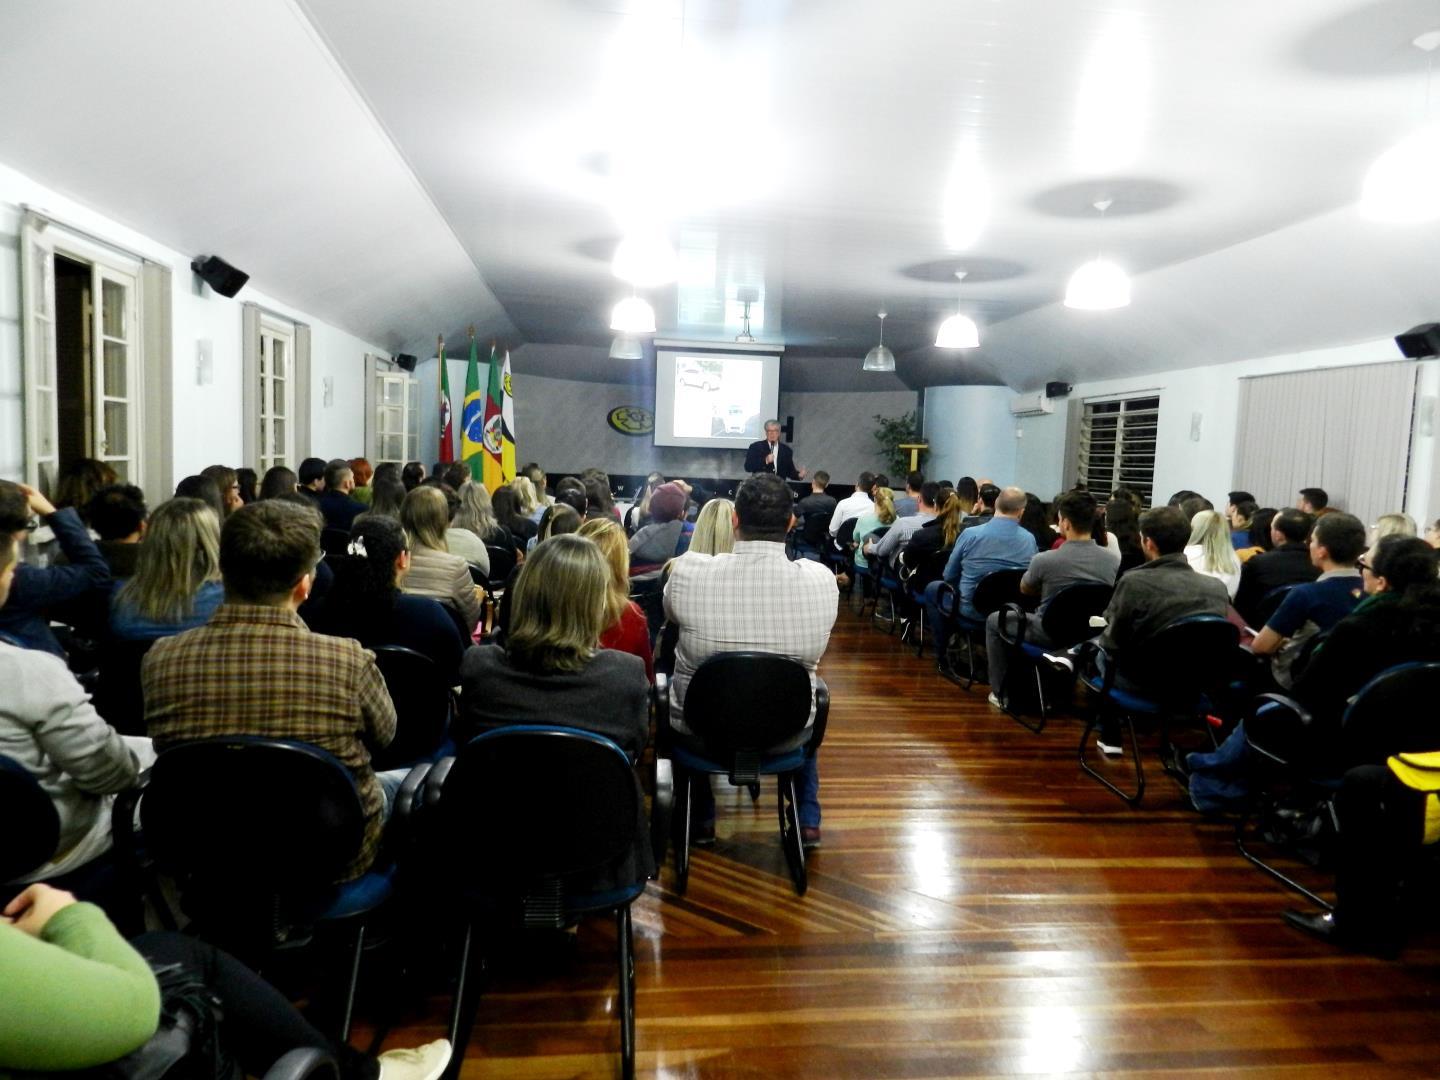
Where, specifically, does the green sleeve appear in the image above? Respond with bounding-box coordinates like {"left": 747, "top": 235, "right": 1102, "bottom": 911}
{"left": 0, "top": 904, "right": 161, "bottom": 1071}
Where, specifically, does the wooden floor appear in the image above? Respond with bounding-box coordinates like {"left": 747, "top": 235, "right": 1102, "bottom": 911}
{"left": 375, "top": 597, "right": 1440, "bottom": 1078}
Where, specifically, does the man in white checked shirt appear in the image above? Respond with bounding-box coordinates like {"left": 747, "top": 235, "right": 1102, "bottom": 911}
{"left": 664, "top": 473, "right": 838, "bottom": 847}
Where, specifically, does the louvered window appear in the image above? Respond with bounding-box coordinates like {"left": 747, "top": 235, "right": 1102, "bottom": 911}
{"left": 1077, "top": 395, "right": 1159, "bottom": 507}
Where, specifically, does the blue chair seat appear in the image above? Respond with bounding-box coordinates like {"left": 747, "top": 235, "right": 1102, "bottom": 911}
{"left": 319, "top": 862, "right": 397, "bottom": 920}
{"left": 670, "top": 742, "right": 806, "bottom": 775}
{"left": 1080, "top": 672, "right": 1211, "bottom": 716}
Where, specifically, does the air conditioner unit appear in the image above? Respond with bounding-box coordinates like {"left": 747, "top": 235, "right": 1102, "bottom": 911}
{"left": 1009, "top": 391, "right": 1055, "bottom": 418}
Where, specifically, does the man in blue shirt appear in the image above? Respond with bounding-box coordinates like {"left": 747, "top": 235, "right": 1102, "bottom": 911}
{"left": 923, "top": 486, "right": 1036, "bottom": 677}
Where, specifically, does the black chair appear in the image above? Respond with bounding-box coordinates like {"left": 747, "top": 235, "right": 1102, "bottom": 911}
{"left": 898, "top": 547, "right": 951, "bottom": 657}
{"left": 937, "top": 568, "right": 1027, "bottom": 691}
{"left": 995, "top": 582, "right": 1113, "bottom": 731}
{"left": 113, "top": 737, "right": 421, "bottom": 1040}
{"left": 851, "top": 524, "right": 887, "bottom": 616}
{"left": 320, "top": 527, "right": 352, "bottom": 559}
{"left": 1077, "top": 615, "right": 1240, "bottom": 805}
{"left": 0, "top": 753, "right": 61, "bottom": 885}
{"left": 264, "top": 1048, "right": 340, "bottom": 1080}
{"left": 662, "top": 652, "right": 829, "bottom": 897}
{"left": 484, "top": 543, "right": 518, "bottom": 591}
{"left": 629, "top": 571, "right": 665, "bottom": 645}
{"left": 422, "top": 726, "right": 650, "bottom": 1080}
{"left": 1237, "top": 661, "right": 1440, "bottom": 908}
{"left": 371, "top": 645, "right": 454, "bottom": 770}
{"left": 1251, "top": 583, "right": 1299, "bottom": 630}
{"left": 789, "top": 510, "right": 830, "bottom": 562}
{"left": 91, "top": 638, "right": 157, "bottom": 737}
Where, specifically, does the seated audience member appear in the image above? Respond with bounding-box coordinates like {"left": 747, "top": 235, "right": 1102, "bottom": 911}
{"left": 459, "top": 534, "right": 652, "bottom": 888}
{"left": 511, "top": 476, "right": 542, "bottom": 522}
{"left": 84, "top": 485, "right": 148, "bottom": 578}
{"left": 925, "top": 487, "right": 1036, "bottom": 670}
{"left": 143, "top": 501, "right": 399, "bottom": 881}
{"left": 1019, "top": 493, "right": 1058, "bottom": 552}
{"left": 1371, "top": 512, "right": 1417, "bottom": 543}
{"left": 401, "top": 460, "right": 427, "bottom": 491}
{"left": 684, "top": 498, "right": 736, "bottom": 558}
{"left": 306, "top": 516, "right": 466, "bottom": 685}
{"left": 297, "top": 457, "right": 327, "bottom": 501}
{"left": 1185, "top": 510, "right": 1242, "bottom": 599}
{"left": 492, "top": 485, "right": 539, "bottom": 544}
{"left": 828, "top": 470, "right": 875, "bottom": 536}
{"left": 663, "top": 473, "right": 837, "bottom": 846}
{"left": 0, "top": 481, "right": 109, "bottom": 656}
{"left": 53, "top": 459, "right": 118, "bottom": 526}
{"left": 0, "top": 881, "right": 451, "bottom": 1078}
{"left": 1179, "top": 494, "right": 1214, "bottom": 521}
{"left": 454, "top": 479, "right": 514, "bottom": 554}
{"left": 258, "top": 465, "right": 298, "bottom": 501}
{"left": 1189, "top": 536, "right": 1440, "bottom": 814}
{"left": 0, "top": 532, "right": 151, "bottom": 887}
{"left": 348, "top": 457, "right": 374, "bottom": 505}
{"left": 1298, "top": 486, "right": 1333, "bottom": 517}
{"left": 1234, "top": 507, "right": 1278, "bottom": 563}
{"left": 399, "top": 487, "right": 484, "bottom": 634}
{"left": 442, "top": 483, "right": 491, "bottom": 575}
{"left": 624, "top": 472, "right": 666, "bottom": 535}
{"left": 951, "top": 476, "right": 980, "bottom": 517}
{"left": 174, "top": 474, "right": 225, "bottom": 520}
{"left": 554, "top": 475, "right": 588, "bottom": 513}
{"left": 578, "top": 518, "right": 655, "bottom": 683}
{"left": 851, "top": 486, "right": 897, "bottom": 573}
{"left": 364, "top": 472, "right": 407, "bottom": 521}
{"left": 1168, "top": 489, "right": 1202, "bottom": 508}
{"left": 984, "top": 490, "right": 1119, "bottom": 702}
{"left": 521, "top": 462, "right": 552, "bottom": 508}
{"left": 961, "top": 482, "right": 1000, "bottom": 531}
{"left": 1227, "top": 499, "right": 1258, "bottom": 549}
{"left": 868, "top": 481, "right": 944, "bottom": 566}
{"left": 796, "top": 470, "right": 837, "bottom": 522}
{"left": 1102, "top": 496, "right": 1146, "bottom": 574}
{"left": 1247, "top": 511, "right": 1366, "bottom": 688}
{"left": 629, "top": 481, "right": 690, "bottom": 567}
{"left": 581, "top": 470, "right": 619, "bottom": 522}
{"left": 318, "top": 461, "right": 367, "bottom": 532}
{"left": 1427, "top": 517, "right": 1440, "bottom": 548}
{"left": 1233, "top": 508, "right": 1317, "bottom": 625}
{"left": 535, "top": 503, "right": 582, "bottom": 545}
{"left": 200, "top": 465, "right": 244, "bottom": 517}
{"left": 235, "top": 467, "right": 259, "bottom": 505}
{"left": 110, "top": 499, "right": 224, "bottom": 643}
{"left": 900, "top": 490, "right": 963, "bottom": 596}
{"left": 893, "top": 471, "right": 924, "bottom": 518}
{"left": 437, "top": 462, "right": 469, "bottom": 492}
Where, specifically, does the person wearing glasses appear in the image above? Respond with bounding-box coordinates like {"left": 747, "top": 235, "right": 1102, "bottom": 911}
{"left": 0, "top": 480, "right": 111, "bottom": 656}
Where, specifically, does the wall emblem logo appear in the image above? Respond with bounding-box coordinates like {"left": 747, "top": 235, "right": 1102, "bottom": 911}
{"left": 607, "top": 406, "right": 654, "bottom": 437}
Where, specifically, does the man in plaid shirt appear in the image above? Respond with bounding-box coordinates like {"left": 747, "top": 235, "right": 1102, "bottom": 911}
{"left": 144, "top": 500, "right": 398, "bottom": 881}
{"left": 664, "top": 472, "right": 837, "bottom": 846}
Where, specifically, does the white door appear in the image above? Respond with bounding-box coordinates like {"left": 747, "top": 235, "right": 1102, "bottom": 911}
{"left": 19, "top": 218, "right": 59, "bottom": 493}
{"left": 93, "top": 264, "right": 141, "bottom": 482}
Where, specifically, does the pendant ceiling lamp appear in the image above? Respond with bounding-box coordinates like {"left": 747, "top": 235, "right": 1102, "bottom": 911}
{"left": 862, "top": 311, "right": 896, "bottom": 371}
{"left": 609, "top": 295, "right": 656, "bottom": 334}
{"left": 609, "top": 334, "right": 644, "bottom": 360}
{"left": 1064, "top": 199, "right": 1131, "bottom": 310}
{"left": 1360, "top": 31, "right": 1440, "bottom": 224}
{"left": 934, "top": 272, "right": 980, "bottom": 349}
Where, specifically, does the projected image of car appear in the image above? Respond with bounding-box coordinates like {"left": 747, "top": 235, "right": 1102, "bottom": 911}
{"left": 721, "top": 405, "right": 747, "bottom": 433}
{"left": 677, "top": 362, "right": 720, "bottom": 391}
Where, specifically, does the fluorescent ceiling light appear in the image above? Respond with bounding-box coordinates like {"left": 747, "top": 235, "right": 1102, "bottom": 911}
{"left": 1064, "top": 259, "right": 1131, "bottom": 310}
{"left": 609, "top": 296, "right": 657, "bottom": 334}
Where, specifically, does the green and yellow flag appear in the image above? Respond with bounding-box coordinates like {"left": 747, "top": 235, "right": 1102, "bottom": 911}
{"left": 460, "top": 333, "right": 486, "bottom": 481}
{"left": 500, "top": 350, "right": 516, "bottom": 483}
{"left": 480, "top": 344, "right": 505, "bottom": 491}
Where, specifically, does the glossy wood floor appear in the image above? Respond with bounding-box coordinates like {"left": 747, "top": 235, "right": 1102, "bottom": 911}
{"left": 371, "top": 597, "right": 1440, "bottom": 1078}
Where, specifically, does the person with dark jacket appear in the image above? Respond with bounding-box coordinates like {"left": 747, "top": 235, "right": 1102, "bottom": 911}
{"left": 1233, "top": 507, "right": 1318, "bottom": 626}
{"left": 317, "top": 461, "right": 367, "bottom": 532}
{"left": 628, "top": 482, "right": 690, "bottom": 567}
{"left": 0, "top": 481, "right": 110, "bottom": 656}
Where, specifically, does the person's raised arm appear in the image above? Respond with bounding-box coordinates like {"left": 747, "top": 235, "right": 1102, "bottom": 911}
{"left": 11, "top": 485, "right": 110, "bottom": 610}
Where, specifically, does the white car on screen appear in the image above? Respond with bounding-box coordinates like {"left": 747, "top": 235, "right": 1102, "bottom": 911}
{"left": 678, "top": 364, "right": 718, "bottom": 391}
{"left": 722, "top": 405, "right": 747, "bottom": 433}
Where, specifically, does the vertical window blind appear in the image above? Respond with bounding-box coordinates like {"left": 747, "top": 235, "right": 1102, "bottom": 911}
{"left": 1077, "top": 395, "right": 1160, "bottom": 507}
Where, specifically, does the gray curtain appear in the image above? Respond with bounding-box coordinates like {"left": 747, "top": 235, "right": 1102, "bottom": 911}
{"left": 1233, "top": 361, "right": 1418, "bottom": 526}
{"left": 140, "top": 263, "right": 173, "bottom": 498}
{"left": 241, "top": 303, "right": 260, "bottom": 469}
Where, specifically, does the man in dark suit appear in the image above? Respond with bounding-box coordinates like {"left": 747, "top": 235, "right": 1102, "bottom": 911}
{"left": 1232, "top": 507, "right": 1319, "bottom": 626}
{"left": 744, "top": 419, "right": 806, "bottom": 481}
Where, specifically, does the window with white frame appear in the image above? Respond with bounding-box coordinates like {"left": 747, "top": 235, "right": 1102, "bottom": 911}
{"left": 373, "top": 369, "right": 420, "bottom": 464}
{"left": 1077, "top": 395, "right": 1159, "bottom": 507}
{"left": 257, "top": 316, "right": 296, "bottom": 471}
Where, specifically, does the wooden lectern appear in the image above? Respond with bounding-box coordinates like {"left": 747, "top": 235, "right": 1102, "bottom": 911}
{"left": 897, "top": 443, "right": 929, "bottom": 472}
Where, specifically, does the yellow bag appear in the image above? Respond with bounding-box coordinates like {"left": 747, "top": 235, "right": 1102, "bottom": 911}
{"left": 1386, "top": 751, "right": 1440, "bottom": 846}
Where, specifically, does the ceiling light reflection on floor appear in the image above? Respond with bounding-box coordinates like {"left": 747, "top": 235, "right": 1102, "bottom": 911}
{"left": 906, "top": 827, "right": 954, "bottom": 898}
{"left": 1015, "top": 1004, "right": 1088, "bottom": 1075}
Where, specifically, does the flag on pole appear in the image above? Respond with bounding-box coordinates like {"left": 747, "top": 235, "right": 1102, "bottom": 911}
{"left": 481, "top": 344, "right": 505, "bottom": 491}
{"left": 460, "top": 332, "right": 486, "bottom": 481}
{"left": 500, "top": 350, "right": 516, "bottom": 483}
{"left": 437, "top": 336, "right": 454, "bottom": 463}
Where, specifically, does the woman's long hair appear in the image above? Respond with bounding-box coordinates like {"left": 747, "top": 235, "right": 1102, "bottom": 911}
{"left": 366, "top": 474, "right": 407, "bottom": 519}
{"left": 511, "top": 476, "right": 541, "bottom": 516}
{"left": 117, "top": 498, "right": 220, "bottom": 623}
{"left": 576, "top": 517, "right": 630, "bottom": 629}
{"left": 871, "top": 486, "right": 898, "bottom": 526}
{"left": 1188, "top": 510, "right": 1240, "bottom": 575}
{"left": 454, "top": 481, "right": 500, "bottom": 540}
{"left": 401, "top": 485, "right": 451, "bottom": 553}
{"left": 1105, "top": 497, "right": 1143, "bottom": 560}
{"left": 506, "top": 534, "right": 609, "bottom": 673}
{"left": 537, "top": 503, "right": 582, "bottom": 542}
{"left": 326, "top": 516, "right": 406, "bottom": 631}
{"left": 259, "top": 466, "right": 297, "bottom": 500}
{"left": 688, "top": 498, "right": 735, "bottom": 556}
{"left": 933, "top": 491, "right": 964, "bottom": 547}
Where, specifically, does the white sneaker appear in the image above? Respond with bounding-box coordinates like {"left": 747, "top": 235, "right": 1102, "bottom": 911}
{"left": 1042, "top": 653, "right": 1075, "bottom": 674}
{"left": 1096, "top": 736, "right": 1123, "bottom": 757}
{"left": 378, "top": 1039, "right": 453, "bottom": 1080}
{"left": 987, "top": 691, "right": 1003, "bottom": 709}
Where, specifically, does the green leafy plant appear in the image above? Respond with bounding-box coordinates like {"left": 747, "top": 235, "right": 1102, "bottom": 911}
{"left": 872, "top": 410, "right": 926, "bottom": 478}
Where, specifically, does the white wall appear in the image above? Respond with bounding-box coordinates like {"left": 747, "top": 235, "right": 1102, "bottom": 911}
{"left": 0, "top": 161, "right": 385, "bottom": 487}
{"left": 923, "top": 385, "right": 1022, "bottom": 487}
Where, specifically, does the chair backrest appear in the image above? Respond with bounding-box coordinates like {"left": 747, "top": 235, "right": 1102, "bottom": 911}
{"left": 371, "top": 645, "right": 451, "bottom": 769}
{"left": 800, "top": 511, "right": 829, "bottom": 547}
{"left": 92, "top": 637, "right": 157, "bottom": 738}
{"left": 683, "top": 652, "right": 812, "bottom": 756}
{"left": 1117, "top": 615, "right": 1240, "bottom": 698}
{"left": 485, "top": 543, "right": 518, "bottom": 586}
{"left": 140, "top": 737, "right": 365, "bottom": 891}
{"left": 0, "top": 754, "right": 61, "bottom": 883}
{"left": 835, "top": 516, "right": 858, "bottom": 548}
{"left": 434, "top": 726, "right": 639, "bottom": 894}
{"left": 971, "top": 568, "right": 1027, "bottom": 617}
{"left": 1039, "top": 582, "right": 1114, "bottom": 647}
{"left": 320, "top": 527, "right": 351, "bottom": 559}
{"left": 1253, "top": 583, "right": 1298, "bottom": 629}
{"left": 1341, "top": 661, "right": 1440, "bottom": 764}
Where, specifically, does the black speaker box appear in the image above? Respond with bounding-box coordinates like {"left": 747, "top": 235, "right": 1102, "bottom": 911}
{"left": 1395, "top": 323, "right": 1440, "bottom": 359}
{"left": 1045, "top": 381, "right": 1073, "bottom": 398}
{"left": 394, "top": 353, "right": 418, "bottom": 372}
{"left": 190, "top": 255, "right": 249, "bottom": 298}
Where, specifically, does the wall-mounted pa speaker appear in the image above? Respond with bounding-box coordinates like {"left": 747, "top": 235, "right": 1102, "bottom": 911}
{"left": 1395, "top": 323, "right": 1440, "bottom": 359}
{"left": 1045, "top": 381, "right": 1073, "bottom": 398}
{"left": 190, "top": 255, "right": 249, "bottom": 298}
{"left": 394, "top": 353, "right": 418, "bottom": 372}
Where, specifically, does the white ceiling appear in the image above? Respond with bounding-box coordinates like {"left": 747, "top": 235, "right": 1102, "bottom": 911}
{"left": 3, "top": 0, "right": 1439, "bottom": 389}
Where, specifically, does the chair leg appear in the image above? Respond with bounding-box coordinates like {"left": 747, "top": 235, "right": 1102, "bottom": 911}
{"left": 1078, "top": 704, "right": 1146, "bottom": 806}
{"left": 673, "top": 771, "right": 692, "bottom": 895}
{"left": 1006, "top": 662, "right": 1047, "bottom": 735}
{"left": 1234, "top": 804, "right": 1335, "bottom": 912}
{"left": 338, "top": 921, "right": 365, "bottom": 1042}
{"left": 747, "top": 782, "right": 760, "bottom": 802}
{"left": 777, "top": 772, "right": 808, "bottom": 896}
{"left": 961, "top": 628, "right": 977, "bottom": 692}
{"left": 447, "top": 921, "right": 474, "bottom": 1053}
{"left": 616, "top": 906, "right": 636, "bottom": 1080}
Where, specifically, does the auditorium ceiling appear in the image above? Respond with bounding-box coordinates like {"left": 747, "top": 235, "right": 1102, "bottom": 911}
{"left": 3, "top": 0, "right": 1439, "bottom": 390}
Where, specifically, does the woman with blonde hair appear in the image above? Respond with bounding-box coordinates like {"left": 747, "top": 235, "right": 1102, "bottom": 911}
{"left": 453, "top": 479, "right": 513, "bottom": 551}
{"left": 1370, "top": 512, "right": 1417, "bottom": 544}
{"left": 1185, "top": 508, "right": 1242, "bottom": 598}
{"left": 511, "top": 475, "right": 541, "bottom": 518}
{"left": 444, "top": 482, "right": 492, "bottom": 575}
{"left": 687, "top": 497, "right": 736, "bottom": 556}
{"left": 577, "top": 517, "right": 654, "bottom": 682}
{"left": 853, "top": 486, "right": 897, "bottom": 571}
{"left": 110, "top": 498, "right": 223, "bottom": 641}
{"left": 399, "top": 486, "right": 483, "bottom": 633}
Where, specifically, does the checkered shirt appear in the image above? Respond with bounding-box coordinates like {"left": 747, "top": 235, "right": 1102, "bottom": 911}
{"left": 142, "top": 602, "right": 397, "bottom": 881}
{"left": 663, "top": 541, "right": 838, "bottom": 734}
